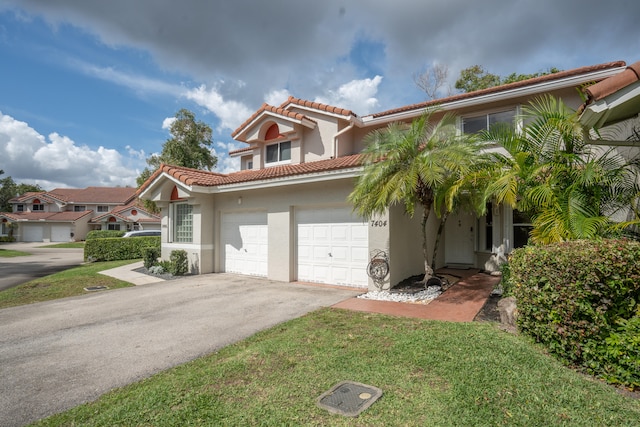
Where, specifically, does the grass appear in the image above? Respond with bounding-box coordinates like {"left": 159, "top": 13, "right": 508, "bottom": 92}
{"left": 0, "top": 260, "right": 136, "bottom": 309}
{"left": 39, "top": 242, "right": 85, "bottom": 249}
{"left": 0, "top": 248, "right": 30, "bottom": 257}
{"left": 33, "top": 309, "right": 640, "bottom": 427}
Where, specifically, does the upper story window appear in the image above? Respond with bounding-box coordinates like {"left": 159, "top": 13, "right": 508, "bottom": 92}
{"left": 266, "top": 141, "right": 291, "bottom": 165}
{"left": 16, "top": 204, "right": 24, "bottom": 212}
{"left": 97, "top": 206, "right": 109, "bottom": 212}
{"left": 32, "top": 204, "right": 44, "bottom": 211}
{"left": 462, "top": 109, "right": 517, "bottom": 134}
{"left": 74, "top": 205, "right": 87, "bottom": 212}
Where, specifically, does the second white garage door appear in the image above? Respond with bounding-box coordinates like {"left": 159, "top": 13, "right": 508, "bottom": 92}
{"left": 297, "top": 207, "right": 369, "bottom": 287}
{"left": 51, "top": 225, "right": 72, "bottom": 242}
{"left": 221, "top": 211, "right": 268, "bottom": 277}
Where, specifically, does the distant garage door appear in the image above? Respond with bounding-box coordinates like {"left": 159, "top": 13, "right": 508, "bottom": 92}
{"left": 297, "top": 207, "right": 369, "bottom": 287}
{"left": 23, "top": 225, "right": 44, "bottom": 242}
{"left": 51, "top": 225, "right": 71, "bottom": 242}
{"left": 221, "top": 211, "right": 268, "bottom": 277}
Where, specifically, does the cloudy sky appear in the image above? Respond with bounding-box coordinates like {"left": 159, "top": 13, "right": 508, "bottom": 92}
{"left": 0, "top": 0, "right": 638, "bottom": 189}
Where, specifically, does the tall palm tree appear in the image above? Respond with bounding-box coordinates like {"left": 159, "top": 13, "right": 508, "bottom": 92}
{"left": 481, "top": 95, "right": 640, "bottom": 244}
{"left": 348, "top": 110, "right": 488, "bottom": 281}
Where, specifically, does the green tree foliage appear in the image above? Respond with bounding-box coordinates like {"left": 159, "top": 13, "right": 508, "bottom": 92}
{"left": 136, "top": 109, "right": 217, "bottom": 212}
{"left": 479, "top": 95, "right": 640, "bottom": 244}
{"left": 455, "top": 65, "right": 561, "bottom": 93}
{"left": 348, "top": 110, "right": 491, "bottom": 280}
{"left": 0, "top": 170, "right": 44, "bottom": 212}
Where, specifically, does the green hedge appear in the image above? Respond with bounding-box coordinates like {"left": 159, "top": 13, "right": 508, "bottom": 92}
{"left": 0, "top": 236, "right": 16, "bottom": 242}
{"left": 509, "top": 239, "right": 640, "bottom": 388}
{"left": 84, "top": 236, "right": 160, "bottom": 262}
{"left": 86, "top": 230, "right": 125, "bottom": 240}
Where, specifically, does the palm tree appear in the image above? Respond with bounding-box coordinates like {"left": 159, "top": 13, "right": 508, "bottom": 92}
{"left": 348, "top": 110, "right": 489, "bottom": 281}
{"left": 481, "top": 95, "right": 640, "bottom": 244}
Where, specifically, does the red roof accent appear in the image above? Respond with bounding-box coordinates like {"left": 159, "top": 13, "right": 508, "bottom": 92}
{"left": 141, "top": 155, "right": 363, "bottom": 192}
{"left": 2, "top": 210, "right": 94, "bottom": 222}
{"left": 228, "top": 146, "right": 255, "bottom": 156}
{"left": 47, "top": 187, "right": 137, "bottom": 204}
{"left": 280, "top": 96, "right": 357, "bottom": 118}
{"left": 585, "top": 61, "right": 640, "bottom": 102}
{"left": 372, "top": 61, "right": 627, "bottom": 118}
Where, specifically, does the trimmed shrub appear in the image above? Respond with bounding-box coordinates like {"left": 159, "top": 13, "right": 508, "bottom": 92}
{"left": 0, "top": 236, "right": 16, "bottom": 242}
{"left": 142, "top": 246, "right": 161, "bottom": 269}
{"left": 510, "top": 239, "right": 640, "bottom": 389}
{"left": 84, "top": 236, "right": 160, "bottom": 262}
{"left": 169, "top": 249, "right": 188, "bottom": 276}
{"left": 86, "top": 230, "right": 125, "bottom": 240}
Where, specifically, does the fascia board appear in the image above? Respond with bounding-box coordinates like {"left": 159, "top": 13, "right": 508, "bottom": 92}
{"left": 138, "top": 172, "right": 194, "bottom": 200}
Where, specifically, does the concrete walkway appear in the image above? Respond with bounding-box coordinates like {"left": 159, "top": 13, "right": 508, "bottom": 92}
{"left": 99, "top": 260, "right": 167, "bottom": 285}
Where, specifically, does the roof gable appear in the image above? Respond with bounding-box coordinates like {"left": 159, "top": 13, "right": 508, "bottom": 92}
{"left": 231, "top": 103, "right": 316, "bottom": 142}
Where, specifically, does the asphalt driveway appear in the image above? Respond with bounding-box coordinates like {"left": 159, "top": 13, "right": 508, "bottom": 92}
{"left": 0, "top": 273, "right": 362, "bottom": 427}
{"left": 0, "top": 242, "right": 84, "bottom": 291}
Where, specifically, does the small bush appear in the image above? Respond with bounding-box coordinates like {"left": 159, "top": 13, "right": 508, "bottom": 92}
{"left": 169, "top": 249, "right": 188, "bottom": 276}
{"left": 84, "top": 236, "right": 160, "bottom": 262}
{"left": 0, "top": 236, "right": 16, "bottom": 242}
{"left": 510, "top": 239, "right": 640, "bottom": 389}
{"left": 148, "top": 265, "right": 165, "bottom": 275}
{"left": 142, "top": 246, "right": 161, "bottom": 269}
{"left": 86, "top": 230, "right": 125, "bottom": 240}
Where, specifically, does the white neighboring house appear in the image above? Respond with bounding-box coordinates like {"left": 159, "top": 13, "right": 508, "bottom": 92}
{"left": 139, "top": 60, "right": 640, "bottom": 290}
{"left": 0, "top": 187, "right": 160, "bottom": 242}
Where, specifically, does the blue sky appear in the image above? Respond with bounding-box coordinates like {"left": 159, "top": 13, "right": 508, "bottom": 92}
{"left": 1, "top": 0, "right": 639, "bottom": 189}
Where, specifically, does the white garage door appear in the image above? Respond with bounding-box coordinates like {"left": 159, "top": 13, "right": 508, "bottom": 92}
{"left": 23, "top": 225, "right": 44, "bottom": 242}
{"left": 51, "top": 225, "right": 72, "bottom": 242}
{"left": 297, "top": 207, "right": 369, "bottom": 287}
{"left": 221, "top": 211, "right": 268, "bottom": 277}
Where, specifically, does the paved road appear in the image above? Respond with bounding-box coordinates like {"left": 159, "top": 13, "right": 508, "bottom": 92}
{"left": 0, "top": 242, "right": 84, "bottom": 291}
{"left": 0, "top": 274, "right": 362, "bottom": 427}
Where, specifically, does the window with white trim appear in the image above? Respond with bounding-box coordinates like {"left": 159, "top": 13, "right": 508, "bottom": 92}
{"left": 172, "top": 203, "right": 193, "bottom": 243}
{"left": 513, "top": 209, "right": 533, "bottom": 248}
{"left": 16, "top": 204, "right": 24, "bottom": 212}
{"left": 108, "top": 223, "right": 121, "bottom": 231}
{"left": 265, "top": 141, "right": 291, "bottom": 164}
{"left": 462, "top": 109, "right": 517, "bottom": 134}
{"left": 74, "top": 205, "right": 87, "bottom": 212}
{"left": 97, "top": 206, "right": 109, "bottom": 212}
{"left": 32, "top": 204, "right": 44, "bottom": 211}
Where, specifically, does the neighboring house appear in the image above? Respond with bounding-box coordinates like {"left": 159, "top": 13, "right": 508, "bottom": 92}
{"left": 138, "top": 60, "right": 640, "bottom": 290}
{"left": 0, "top": 187, "right": 160, "bottom": 242}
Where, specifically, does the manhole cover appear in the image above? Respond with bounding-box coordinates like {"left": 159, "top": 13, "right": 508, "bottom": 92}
{"left": 317, "top": 381, "right": 382, "bottom": 417}
{"left": 84, "top": 286, "right": 108, "bottom": 292}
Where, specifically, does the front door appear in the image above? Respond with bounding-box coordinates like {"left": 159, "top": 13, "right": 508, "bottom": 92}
{"left": 444, "top": 211, "right": 475, "bottom": 266}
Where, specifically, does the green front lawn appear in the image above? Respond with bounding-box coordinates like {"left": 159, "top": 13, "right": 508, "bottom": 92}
{"left": 0, "top": 260, "right": 136, "bottom": 309}
{"left": 34, "top": 309, "right": 639, "bottom": 427}
{"left": 0, "top": 248, "right": 30, "bottom": 257}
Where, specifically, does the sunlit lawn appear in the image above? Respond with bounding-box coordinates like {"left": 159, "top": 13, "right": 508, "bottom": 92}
{"left": 33, "top": 309, "right": 640, "bottom": 427}
{"left": 0, "top": 248, "right": 30, "bottom": 257}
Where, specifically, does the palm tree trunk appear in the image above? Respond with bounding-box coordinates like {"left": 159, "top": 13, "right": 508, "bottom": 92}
{"left": 421, "top": 207, "right": 434, "bottom": 281}
{"left": 431, "top": 212, "right": 449, "bottom": 272}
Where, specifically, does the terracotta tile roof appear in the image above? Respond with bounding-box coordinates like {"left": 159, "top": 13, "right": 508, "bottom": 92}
{"left": 231, "top": 103, "right": 315, "bottom": 138}
{"left": 371, "top": 61, "right": 627, "bottom": 118}
{"left": 228, "top": 146, "right": 255, "bottom": 156}
{"left": 9, "top": 192, "right": 50, "bottom": 203}
{"left": 48, "top": 187, "right": 137, "bottom": 204}
{"left": 141, "top": 155, "right": 364, "bottom": 192}
{"left": 2, "top": 210, "right": 94, "bottom": 222}
{"left": 90, "top": 203, "right": 160, "bottom": 223}
{"left": 280, "top": 96, "right": 357, "bottom": 118}
{"left": 585, "top": 61, "right": 640, "bottom": 102}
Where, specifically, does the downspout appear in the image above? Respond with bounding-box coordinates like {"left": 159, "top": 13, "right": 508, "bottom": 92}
{"left": 332, "top": 118, "right": 355, "bottom": 158}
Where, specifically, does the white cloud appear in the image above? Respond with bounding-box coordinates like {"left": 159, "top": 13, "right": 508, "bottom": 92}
{"left": 0, "top": 112, "right": 143, "bottom": 188}
{"left": 315, "top": 76, "right": 383, "bottom": 115}
{"left": 264, "top": 89, "right": 291, "bottom": 107}
{"left": 161, "top": 117, "right": 176, "bottom": 130}
{"left": 184, "top": 84, "right": 252, "bottom": 132}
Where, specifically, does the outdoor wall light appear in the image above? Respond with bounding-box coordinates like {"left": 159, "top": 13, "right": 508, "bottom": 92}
{"left": 238, "top": 196, "right": 242, "bottom": 205}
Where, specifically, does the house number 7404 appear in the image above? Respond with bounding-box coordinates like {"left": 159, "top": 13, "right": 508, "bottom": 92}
{"left": 370, "top": 220, "right": 388, "bottom": 227}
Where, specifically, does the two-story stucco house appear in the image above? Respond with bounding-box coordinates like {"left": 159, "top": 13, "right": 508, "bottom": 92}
{"left": 0, "top": 187, "right": 160, "bottom": 242}
{"left": 138, "top": 60, "right": 639, "bottom": 290}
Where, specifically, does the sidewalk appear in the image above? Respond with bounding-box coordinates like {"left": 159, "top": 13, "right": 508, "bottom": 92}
{"left": 99, "top": 261, "right": 166, "bottom": 285}
{"left": 332, "top": 271, "right": 501, "bottom": 322}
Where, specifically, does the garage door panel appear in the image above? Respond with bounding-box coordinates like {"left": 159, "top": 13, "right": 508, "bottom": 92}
{"left": 297, "top": 207, "right": 368, "bottom": 287}
{"left": 51, "top": 225, "right": 71, "bottom": 242}
{"left": 221, "top": 212, "right": 268, "bottom": 277}
{"left": 23, "top": 226, "right": 44, "bottom": 242}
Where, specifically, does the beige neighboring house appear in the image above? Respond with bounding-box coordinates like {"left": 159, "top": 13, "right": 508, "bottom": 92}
{"left": 0, "top": 187, "right": 160, "bottom": 242}
{"left": 138, "top": 60, "right": 640, "bottom": 291}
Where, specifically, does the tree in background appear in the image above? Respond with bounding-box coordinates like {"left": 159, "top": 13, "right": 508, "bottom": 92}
{"left": 348, "top": 110, "right": 491, "bottom": 282}
{"left": 413, "top": 63, "right": 452, "bottom": 100}
{"left": 455, "top": 65, "right": 561, "bottom": 93}
{"left": 137, "top": 109, "right": 217, "bottom": 212}
{"left": 0, "top": 170, "right": 44, "bottom": 212}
